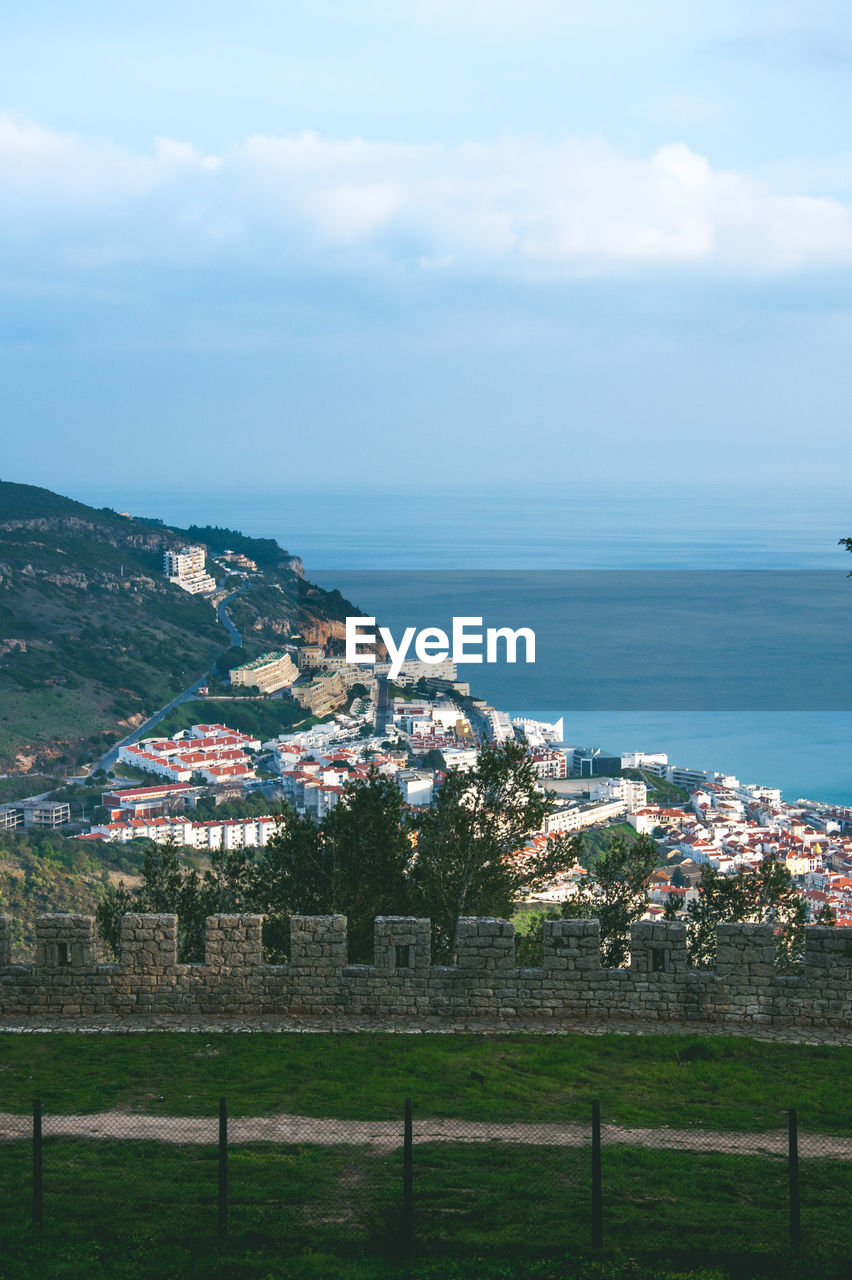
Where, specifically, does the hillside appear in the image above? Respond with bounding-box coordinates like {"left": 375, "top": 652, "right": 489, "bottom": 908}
{"left": 0, "top": 480, "right": 356, "bottom": 772}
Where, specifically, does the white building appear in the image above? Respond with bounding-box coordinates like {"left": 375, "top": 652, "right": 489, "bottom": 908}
{"left": 591, "top": 776, "right": 647, "bottom": 812}
{"left": 621, "top": 751, "right": 668, "bottom": 776}
{"left": 90, "top": 815, "right": 277, "bottom": 849}
{"left": 482, "top": 706, "right": 514, "bottom": 742}
{"left": 396, "top": 658, "right": 458, "bottom": 683}
{"left": 441, "top": 746, "right": 479, "bottom": 772}
{"left": 531, "top": 750, "right": 569, "bottom": 780}
{"left": 397, "top": 770, "right": 434, "bottom": 807}
{"left": 513, "top": 716, "right": 565, "bottom": 747}
{"left": 163, "top": 545, "right": 217, "bottom": 596}
{"left": 544, "top": 798, "right": 628, "bottom": 834}
{"left": 230, "top": 651, "right": 299, "bottom": 693}
{"left": 118, "top": 724, "right": 259, "bottom": 785}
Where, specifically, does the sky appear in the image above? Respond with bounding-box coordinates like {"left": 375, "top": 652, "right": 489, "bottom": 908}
{"left": 3, "top": 1, "right": 852, "bottom": 496}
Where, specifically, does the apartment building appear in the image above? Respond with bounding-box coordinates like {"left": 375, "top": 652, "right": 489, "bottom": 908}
{"left": 0, "top": 805, "right": 24, "bottom": 831}
{"left": 117, "top": 724, "right": 259, "bottom": 784}
{"left": 531, "top": 749, "right": 569, "bottom": 780}
{"left": 591, "top": 776, "right": 648, "bottom": 811}
{"left": 23, "top": 801, "right": 71, "bottom": 828}
{"left": 543, "top": 798, "right": 628, "bottom": 835}
{"left": 90, "top": 814, "right": 277, "bottom": 850}
{"left": 163, "top": 545, "right": 217, "bottom": 596}
{"left": 291, "top": 671, "right": 347, "bottom": 717}
{"left": 229, "top": 650, "right": 299, "bottom": 693}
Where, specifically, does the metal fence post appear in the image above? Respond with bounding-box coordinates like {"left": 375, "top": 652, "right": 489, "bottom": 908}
{"left": 788, "top": 1106, "right": 800, "bottom": 1253}
{"left": 402, "top": 1097, "right": 414, "bottom": 1246}
{"left": 218, "top": 1097, "right": 228, "bottom": 1238}
{"left": 591, "top": 1099, "right": 602, "bottom": 1248}
{"left": 32, "top": 1098, "right": 43, "bottom": 1228}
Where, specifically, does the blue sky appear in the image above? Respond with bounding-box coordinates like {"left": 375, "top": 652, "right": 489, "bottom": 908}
{"left": 3, "top": 1, "right": 852, "bottom": 495}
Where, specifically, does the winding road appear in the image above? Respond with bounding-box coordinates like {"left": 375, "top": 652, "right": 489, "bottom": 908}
{"left": 92, "top": 585, "right": 249, "bottom": 775}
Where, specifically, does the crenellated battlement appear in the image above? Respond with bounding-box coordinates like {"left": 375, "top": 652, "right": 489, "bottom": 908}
{"left": 0, "top": 913, "right": 849, "bottom": 1030}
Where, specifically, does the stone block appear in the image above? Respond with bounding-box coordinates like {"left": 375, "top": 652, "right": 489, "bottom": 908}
{"left": 120, "top": 914, "right": 178, "bottom": 971}
{"left": 455, "top": 918, "right": 515, "bottom": 970}
{"left": 373, "top": 917, "right": 431, "bottom": 973}
{"left": 289, "top": 915, "right": 347, "bottom": 973}
{"left": 715, "top": 923, "right": 775, "bottom": 975}
{"left": 805, "top": 926, "right": 852, "bottom": 976}
{"left": 542, "top": 919, "right": 600, "bottom": 972}
{"left": 629, "top": 921, "right": 688, "bottom": 975}
{"left": 204, "top": 914, "right": 263, "bottom": 971}
{"left": 35, "top": 914, "right": 98, "bottom": 973}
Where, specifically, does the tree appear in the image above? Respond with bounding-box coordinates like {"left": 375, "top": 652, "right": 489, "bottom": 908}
{"left": 247, "top": 805, "right": 331, "bottom": 959}
{"left": 96, "top": 836, "right": 243, "bottom": 962}
{"left": 561, "top": 833, "right": 659, "bottom": 968}
{"left": 419, "top": 748, "right": 446, "bottom": 771}
{"left": 96, "top": 881, "right": 135, "bottom": 960}
{"left": 839, "top": 536, "right": 852, "bottom": 572}
{"left": 249, "top": 774, "right": 414, "bottom": 962}
{"left": 814, "top": 901, "right": 837, "bottom": 925}
{"left": 322, "top": 773, "right": 414, "bottom": 961}
{"left": 411, "top": 740, "right": 580, "bottom": 961}
{"left": 662, "top": 892, "right": 680, "bottom": 922}
{"left": 685, "top": 856, "right": 811, "bottom": 970}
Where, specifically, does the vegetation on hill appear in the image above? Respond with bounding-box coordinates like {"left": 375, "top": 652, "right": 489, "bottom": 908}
{"left": 0, "top": 827, "right": 150, "bottom": 955}
{"left": 572, "top": 821, "right": 639, "bottom": 868}
{"left": 617, "top": 766, "right": 691, "bottom": 805}
{"left": 0, "top": 480, "right": 357, "bottom": 773}
{"left": 152, "top": 696, "right": 312, "bottom": 741}
{"left": 0, "top": 774, "right": 55, "bottom": 803}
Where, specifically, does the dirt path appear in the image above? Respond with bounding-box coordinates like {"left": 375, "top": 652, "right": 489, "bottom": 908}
{"left": 0, "top": 1111, "right": 848, "bottom": 1158}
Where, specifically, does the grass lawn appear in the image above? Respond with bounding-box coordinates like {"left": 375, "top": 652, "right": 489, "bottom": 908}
{"left": 0, "top": 1032, "right": 849, "bottom": 1133}
{"left": 154, "top": 697, "right": 307, "bottom": 741}
{"left": 0, "top": 774, "right": 55, "bottom": 803}
{"left": 0, "top": 1138, "right": 848, "bottom": 1280}
{"left": 0, "top": 687, "right": 107, "bottom": 760}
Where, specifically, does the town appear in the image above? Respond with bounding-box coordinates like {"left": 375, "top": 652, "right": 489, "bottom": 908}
{"left": 2, "top": 541, "right": 849, "bottom": 935}
{"left": 0, "top": 548, "right": 834, "bottom": 932}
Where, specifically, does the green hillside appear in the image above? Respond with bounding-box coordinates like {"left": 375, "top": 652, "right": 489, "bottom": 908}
{"left": 0, "top": 480, "right": 355, "bottom": 773}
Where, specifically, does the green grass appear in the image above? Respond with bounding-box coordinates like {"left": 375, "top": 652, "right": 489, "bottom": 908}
{"left": 0, "top": 687, "right": 107, "bottom": 759}
{"left": 616, "top": 769, "right": 692, "bottom": 806}
{"left": 0, "top": 774, "right": 55, "bottom": 803}
{"left": 579, "top": 822, "right": 641, "bottom": 865}
{"left": 0, "top": 1139, "right": 848, "bottom": 1280}
{"left": 111, "top": 761, "right": 159, "bottom": 781}
{"left": 154, "top": 697, "right": 306, "bottom": 741}
{"left": 0, "top": 1033, "right": 849, "bottom": 1134}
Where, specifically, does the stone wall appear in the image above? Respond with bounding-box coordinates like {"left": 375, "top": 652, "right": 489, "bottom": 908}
{"left": 0, "top": 913, "right": 849, "bottom": 1029}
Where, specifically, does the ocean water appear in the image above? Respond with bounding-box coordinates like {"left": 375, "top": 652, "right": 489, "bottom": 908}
{"left": 85, "top": 482, "right": 852, "bottom": 572}
{"left": 77, "top": 482, "right": 852, "bottom": 805}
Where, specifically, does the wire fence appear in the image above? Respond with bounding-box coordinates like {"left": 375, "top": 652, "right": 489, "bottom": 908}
{"left": 1, "top": 1098, "right": 850, "bottom": 1270}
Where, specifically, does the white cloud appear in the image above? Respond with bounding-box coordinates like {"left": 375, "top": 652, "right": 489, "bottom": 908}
{"left": 2, "top": 113, "right": 852, "bottom": 277}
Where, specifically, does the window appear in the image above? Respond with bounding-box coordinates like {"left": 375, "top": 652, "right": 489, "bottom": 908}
{"left": 394, "top": 944, "right": 413, "bottom": 970}
{"left": 55, "top": 942, "right": 70, "bottom": 966}
{"left": 651, "top": 947, "right": 669, "bottom": 973}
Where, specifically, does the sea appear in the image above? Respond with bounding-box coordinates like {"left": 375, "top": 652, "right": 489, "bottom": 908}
{"left": 78, "top": 482, "right": 852, "bottom": 806}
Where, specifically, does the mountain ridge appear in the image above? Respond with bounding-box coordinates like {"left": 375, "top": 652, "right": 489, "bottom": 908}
{"left": 0, "top": 478, "right": 355, "bottom": 772}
